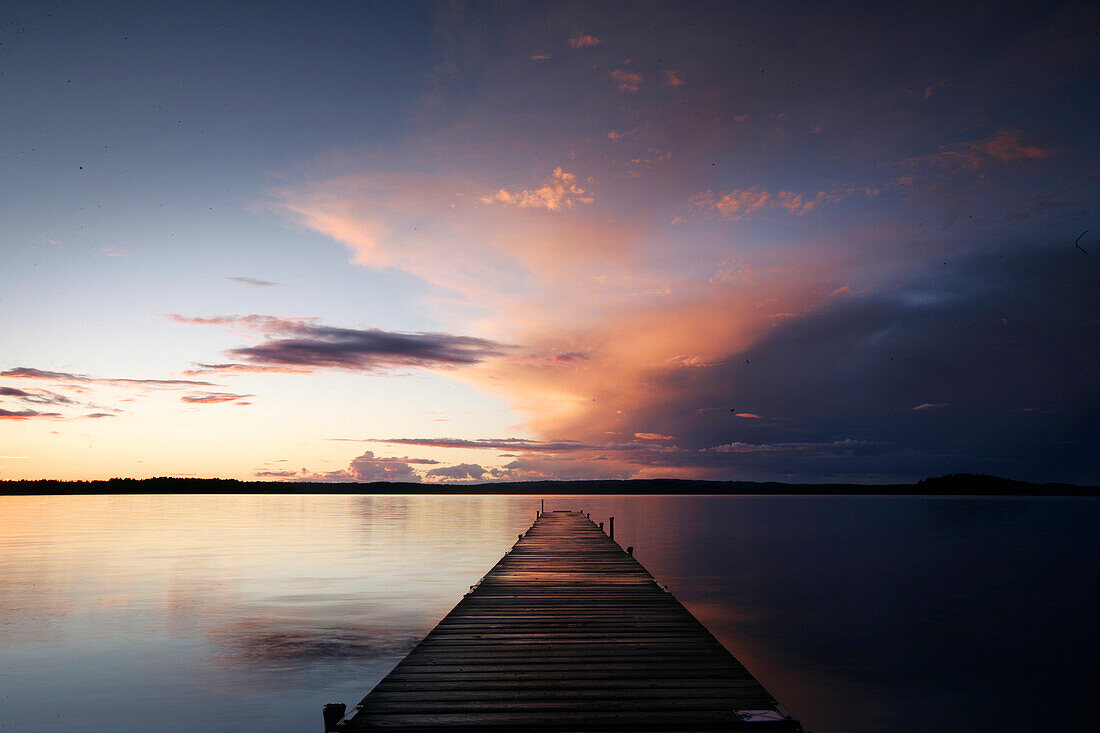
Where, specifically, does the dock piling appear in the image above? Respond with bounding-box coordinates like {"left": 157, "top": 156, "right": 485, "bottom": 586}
{"left": 322, "top": 702, "right": 345, "bottom": 731}
{"left": 609, "top": 516, "right": 615, "bottom": 541}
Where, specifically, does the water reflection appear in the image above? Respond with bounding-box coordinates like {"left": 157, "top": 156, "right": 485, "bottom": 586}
{"left": 0, "top": 494, "right": 1095, "bottom": 732}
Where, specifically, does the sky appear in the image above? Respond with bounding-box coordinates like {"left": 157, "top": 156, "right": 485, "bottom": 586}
{"left": 2, "top": 0, "right": 1097, "bottom": 484}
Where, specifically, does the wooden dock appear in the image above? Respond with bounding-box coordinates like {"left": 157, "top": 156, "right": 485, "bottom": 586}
{"left": 327, "top": 510, "right": 802, "bottom": 731}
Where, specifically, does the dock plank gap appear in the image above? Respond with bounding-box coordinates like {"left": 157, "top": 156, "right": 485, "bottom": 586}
{"left": 327, "top": 510, "right": 803, "bottom": 731}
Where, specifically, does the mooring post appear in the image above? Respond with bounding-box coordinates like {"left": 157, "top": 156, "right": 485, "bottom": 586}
{"left": 322, "top": 703, "right": 346, "bottom": 731}
{"left": 627, "top": 546, "right": 633, "bottom": 555}
{"left": 599, "top": 521, "right": 604, "bottom": 531}
{"left": 587, "top": 512, "right": 590, "bottom": 519}
{"left": 541, "top": 498, "right": 545, "bottom": 514}
{"left": 609, "top": 516, "right": 615, "bottom": 541}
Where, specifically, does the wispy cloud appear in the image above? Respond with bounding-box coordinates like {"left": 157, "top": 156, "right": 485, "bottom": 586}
{"left": 228, "top": 276, "right": 279, "bottom": 287}
{"left": 0, "top": 408, "right": 62, "bottom": 420}
{"left": 180, "top": 392, "right": 253, "bottom": 404}
{"left": 1, "top": 367, "right": 215, "bottom": 388}
{"left": 902, "top": 130, "right": 1057, "bottom": 175}
{"left": 608, "top": 127, "right": 638, "bottom": 141}
{"left": 182, "top": 362, "right": 313, "bottom": 376}
{"left": 0, "top": 386, "right": 76, "bottom": 405}
{"left": 363, "top": 437, "right": 603, "bottom": 452}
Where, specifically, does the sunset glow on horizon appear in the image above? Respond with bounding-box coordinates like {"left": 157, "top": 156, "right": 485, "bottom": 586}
{"left": 3, "top": 1, "right": 1097, "bottom": 483}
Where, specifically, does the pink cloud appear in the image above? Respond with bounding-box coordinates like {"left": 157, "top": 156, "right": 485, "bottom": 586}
{"left": 255, "top": 451, "right": 441, "bottom": 483}
{"left": 267, "top": 168, "right": 638, "bottom": 304}
{"left": 180, "top": 392, "right": 253, "bottom": 404}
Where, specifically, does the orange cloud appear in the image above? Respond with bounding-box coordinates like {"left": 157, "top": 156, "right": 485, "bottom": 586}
{"left": 903, "top": 130, "right": 1057, "bottom": 174}
{"left": 691, "top": 187, "right": 854, "bottom": 220}
{"left": 662, "top": 70, "right": 684, "bottom": 87}
{"left": 611, "top": 69, "right": 643, "bottom": 93}
{"left": 268, "top": 170, "right": 633, "bottom": 302}
{"left": 267, "top": 163, "right": 858, "bottom": 478}
{"left": 568, "top": 32, "right": 600, "bottom": 49}
{"left": 480, "top": 167, "right": 593, "bottom": 211}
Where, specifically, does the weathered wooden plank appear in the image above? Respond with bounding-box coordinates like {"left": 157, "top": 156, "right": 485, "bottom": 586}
{"left": 335, "top": 511, "right": 801, "bottom": 732}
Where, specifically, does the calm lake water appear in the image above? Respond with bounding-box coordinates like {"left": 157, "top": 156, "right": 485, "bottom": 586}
{"left": 0, "top": 494, "right": 1096, "bottom": 732}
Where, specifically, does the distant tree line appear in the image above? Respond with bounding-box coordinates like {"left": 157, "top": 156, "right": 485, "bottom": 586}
{"left": 0, "top": 474, "right": 1092, "bottom": 495}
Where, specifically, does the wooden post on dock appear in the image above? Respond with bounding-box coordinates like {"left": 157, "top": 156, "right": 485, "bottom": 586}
{"left": 609, "top": 516, "right": 615, "bottom": 541}
{"left": 322, "top": 703, "right": 345, "bottom": 731}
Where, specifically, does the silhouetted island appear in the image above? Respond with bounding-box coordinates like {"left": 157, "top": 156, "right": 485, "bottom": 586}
{"left": 0, "top": 474, "right": 1093, "bottom": 495}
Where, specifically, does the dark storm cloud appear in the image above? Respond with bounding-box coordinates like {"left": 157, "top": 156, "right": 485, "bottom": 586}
{"left": 229, "top": 328, "right": 505, "bottom": 371}
{"left": 170, "top": 314, "right": 510, "bottom": 373}
{"left": 628, "top": 244, "right": 1098, "bottom": 483}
